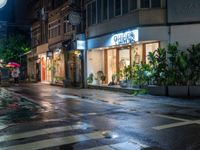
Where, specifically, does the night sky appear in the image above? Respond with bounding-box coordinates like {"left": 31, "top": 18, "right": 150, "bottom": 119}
{"left": 0, "top": 0, "right": 32, "bottom": 24}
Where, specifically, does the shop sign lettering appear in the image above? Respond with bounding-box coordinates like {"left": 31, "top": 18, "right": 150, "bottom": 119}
{"left": 111, "top": 29, "right": 138, "bottom": 45}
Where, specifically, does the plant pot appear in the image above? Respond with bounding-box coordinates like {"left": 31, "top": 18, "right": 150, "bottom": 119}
{"left": 168, "top": 86, "right": 189, "bottom": 97}
{"left": 189, "top": 86, "right": 200, "bottom": 97}
{"left": 120, "top": 80, "right": 127, "bottom": 88}
{"left": 63, "top": 79, "right": 70, "bottom": 88}
{"left": 148, "top": 85, "right": 167, "bottom": 96}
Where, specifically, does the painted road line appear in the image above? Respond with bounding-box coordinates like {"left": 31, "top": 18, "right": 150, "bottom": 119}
{"left": 85, "top": 141, "right": 147, "bottom": 150}
{"left": 85, "top": 145, "right": 115, "bottom": 150}
{"left": 152, "top": 121, "right": 196, "bottom": 130}
{"left": 0, "top": 125, "right": 9, "bottom": 130}
{"left": 154, "top": 114, "right": 190, "bottom": 122}
{"left": 0, "top": 122, "right": 93, "bottom": 143}
{"left": 0, "top": 130, "right": 109, "bottom": 150}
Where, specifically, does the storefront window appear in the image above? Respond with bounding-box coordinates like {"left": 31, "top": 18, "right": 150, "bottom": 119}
{"left": 87, "top": 50, "right": 105, "bottom": 83}
{"left": 107, "top": 49, "right": 117, "bottom": 83}
{"left": 53, "top": 50, "right": 65, "bottom": 82}
{"left": 119, "top": 49, "right": 130, "bottom": 71}
{"left": 132, "top": 45, "right": 143, "bottom": 64}
{"left": 145, "top": 42, "right": 159, "bottom": 63}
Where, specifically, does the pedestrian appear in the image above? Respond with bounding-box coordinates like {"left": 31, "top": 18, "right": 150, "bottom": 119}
{"left": 12, "top": 67, "right": 20, "bottom": 84}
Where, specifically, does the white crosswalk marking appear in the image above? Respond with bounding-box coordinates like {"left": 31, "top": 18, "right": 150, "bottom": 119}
{"left": 0, "top": 122, "right": 93, "bottom": 143}
{"left": 0, "top": 131, "right": 109, "bottom": 150}
{"left": 0, "top": 121, "right": 149, "bottom": 150}
{"left": 85, "top": 141, "right": 147, "bottom": 150}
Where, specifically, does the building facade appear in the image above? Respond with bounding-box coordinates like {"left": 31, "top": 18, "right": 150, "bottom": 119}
{"left": 85, "top": 0, "right": 168, "bottom": 85}
{"left": 29, "top": 0, "right": 85, "bottom": 86}
{"left": 28, "top": 0, "right": 200, "bottom": 87}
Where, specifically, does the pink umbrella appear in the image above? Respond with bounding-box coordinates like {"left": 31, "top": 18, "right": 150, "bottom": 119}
{"left": 6, "top": 62, "right": 21, "bottom": 68}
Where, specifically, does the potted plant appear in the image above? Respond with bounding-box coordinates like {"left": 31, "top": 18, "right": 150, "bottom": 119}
{"left": 95, "top": 71, "right": 104, "bottom": 85}
{"left": 133, "top": 62, "right": 152, "bottom": 89}
{"left": 108, "top": 74, "right": 117, "bottom": 86}
{"left": 187, "top": 43, "right": 200, "bottom": 97}
{"left": 147, "top": 47, "right": 168, "bottom": 96}
{"left": 167, "top": 42, "right": 189, "bottom": 97}
{"left": 119, "top": 65, "right": 134, "bottom": 88}
{"left": 87, "top": 73, "right": 94, "bottom": 85}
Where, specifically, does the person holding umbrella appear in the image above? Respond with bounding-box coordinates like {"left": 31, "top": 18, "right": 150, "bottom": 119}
{"left": 11, "top": 67, "right": 20, "bottom": 84}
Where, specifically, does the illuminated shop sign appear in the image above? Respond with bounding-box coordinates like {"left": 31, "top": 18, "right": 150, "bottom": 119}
{"left": 77, "top": 40, "right": 86, "bottom": 50}
{"left": 111, "top": 29, "right": 139, "bottom": 46}
{"left": 46, "top": 51, "right": 53, "bottom": 57}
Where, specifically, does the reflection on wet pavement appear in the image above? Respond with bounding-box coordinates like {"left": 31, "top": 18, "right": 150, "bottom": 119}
{"left": 0, "top": 88, "right": 43, "bottom": 125}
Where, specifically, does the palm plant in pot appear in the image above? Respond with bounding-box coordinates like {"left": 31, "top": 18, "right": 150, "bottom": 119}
{"left": 133, "top": 62, "right": 152, "bottom": 88}
{"left": 187, "top": 43, "right": 200, "bottom": 96}
{"left": 148, "top": 47, "right": 168, "bottom": 96}
{"left": 167, "top": 42, "right": 189, "bottom": 97}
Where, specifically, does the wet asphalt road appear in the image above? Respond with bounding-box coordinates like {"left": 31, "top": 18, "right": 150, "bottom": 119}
{"left": 1, "top": 83, "right": 200, "bottom": 150}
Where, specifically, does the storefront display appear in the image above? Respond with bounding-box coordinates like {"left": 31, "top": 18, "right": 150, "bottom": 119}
{"left": 87, "top": 28, "right": 160, "bottom": 85}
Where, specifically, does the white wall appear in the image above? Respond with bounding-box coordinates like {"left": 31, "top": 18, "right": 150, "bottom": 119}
{"left": 87, "top": 50, "right": 104, "bottom": 78}
{"left": 170, "top": 24, "right": 200, "bottom": 50}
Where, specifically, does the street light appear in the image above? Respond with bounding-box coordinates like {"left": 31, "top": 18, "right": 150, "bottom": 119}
{"left": 0, "top": 0, "right": 7, "bottom": 9}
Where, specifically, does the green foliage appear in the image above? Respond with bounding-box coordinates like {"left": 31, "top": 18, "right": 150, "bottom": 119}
{"left": 96, "top": 71, "right": 106, "bottom": 81}
{"left": 187, "top": 43, "right": 200, "bottom": 85}
{"left": 131, "top": 89, "right": 148, "bottom": 96}
{"left": 0, "top": 35, "right": 30, "bottom": 63}
{"left": 167, "top": 42, "right": 189, "bottom": 85}
{"left": 87, "top": 73, "right": 94, "bottom": 84}
{"left": 123, "top": 65, "right": 134, "bottom": 81}
{"left": 133, "top": 63, "right": 152, "bottom": 86}
{"left": 148, "top": 48, "right": 168, "bottom": 86}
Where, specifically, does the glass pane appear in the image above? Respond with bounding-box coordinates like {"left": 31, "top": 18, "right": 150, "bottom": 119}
{"left": 115, "top": 0, "right": 121, "bottom": 16}
{"left": 91, "top": 2, "right": 96, "bottom": 24}
{"left": 102, "top": 0, "right": 108, "bottom": 20}
{"left": 107, "top": 49, "right": 117, "bottom": 83}
{"left": 87, "top": 4, "right": 91, "bottom": 26}
{"left": 145, "top": 43, "right": 159, "bottom": 63}
{"left": 122, "top": 0, "right": 128, "bottom": 14}
{"left": 151, "top": 0, "right": 161, "bottom": 8}
{"left": 140, "top": 0, "right": 150, "bottom": 8}
{"left": 130, "top": 0, "right": 137, "bottom": 10}
{"left": 109, "top": 0, "right": 114, "bottom": 19}
{"left": 119, "top": 49, "right": 130, "bottom": 72}
{"left": 97, "top": 0, "right": 102, "bottom": 23}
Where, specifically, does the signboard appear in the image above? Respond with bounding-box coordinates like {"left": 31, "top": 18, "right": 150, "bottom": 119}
{"left": 46, "top": 51, "right": 53, "bottom": 57}
{"left": 68, "top": 11, "right": 81, "bottom": 26}
{"left": 76, "top": 40, "right": 85, "bottom": 50}
{"left": 111, "top": 29, "right": 139, "bottom": 46}
{"left": 168, "top": 0, "right": 200, "bottom": 23}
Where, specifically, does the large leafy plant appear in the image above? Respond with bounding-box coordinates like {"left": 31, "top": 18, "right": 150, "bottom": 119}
{"left": 133, "top": 63, "right": 152, "bottom": 86}
{"left": 167, "top": 42, "right": 189, "bottom": 85}
{"left": 148, "top": 48, "right": 168, "bottom": 86}
{"left": 187, "top": 44, "right": 200, "bottom": 85}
